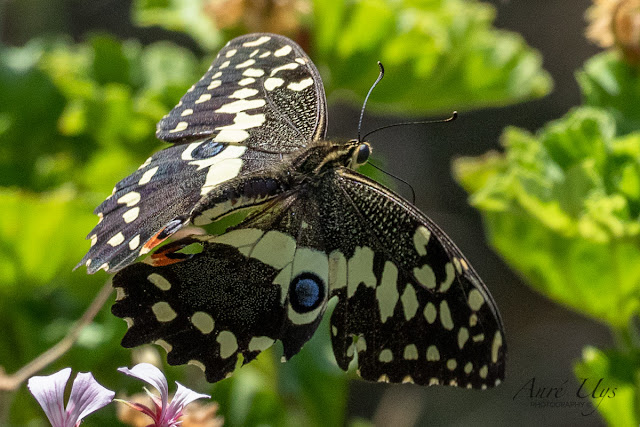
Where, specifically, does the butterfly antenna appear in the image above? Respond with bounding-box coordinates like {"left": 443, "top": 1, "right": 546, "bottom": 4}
{"left": 362, "top": 111, "right": 458, "bottom": 142}
{"left": 368, "top": 161, "right": 416, "bottom": 204}
{"left": 357, "top": 61, "right": 385, "bottom": 142}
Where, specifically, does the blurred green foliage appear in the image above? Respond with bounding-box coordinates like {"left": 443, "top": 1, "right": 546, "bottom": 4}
{"left": 454, "top": 50, "right": 640, "bottom": 425}
{"left": 1, "top": 0, "right": 550, "bottom": 425}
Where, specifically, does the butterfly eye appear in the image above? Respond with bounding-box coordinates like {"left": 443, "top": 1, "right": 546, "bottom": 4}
{"left": 355, "top": 143, "right": 371, "bottom": 166}
{"left": 290, "top": 273, "right": 324, "bottom": 313}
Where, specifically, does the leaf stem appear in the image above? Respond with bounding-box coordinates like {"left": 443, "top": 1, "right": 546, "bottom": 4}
{"left": 0, "top": 279, "right": 113, "bottom": 391}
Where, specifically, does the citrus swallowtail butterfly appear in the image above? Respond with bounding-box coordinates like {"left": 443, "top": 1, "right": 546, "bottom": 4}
{"left": 78, "top": 33, "right": 506, "bottom": 388}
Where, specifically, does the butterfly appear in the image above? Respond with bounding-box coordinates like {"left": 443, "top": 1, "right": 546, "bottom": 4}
{"left": 78, "top": 33, "right": 506, "bottom": 388}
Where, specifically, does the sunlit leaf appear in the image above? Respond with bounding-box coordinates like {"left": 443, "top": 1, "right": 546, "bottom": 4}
{"left": 578, "top": 50, "right": 640, "bottom": 136}
{"left": 312, "top": 0, "right": 552, "bottom": 114}
{"left": 454, "top": 107, "right": 640, "bottom": 327}
{"left": 574, "top": 346, "right": 640, "bottom": 425}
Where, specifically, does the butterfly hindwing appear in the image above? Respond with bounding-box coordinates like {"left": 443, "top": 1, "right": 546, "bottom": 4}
{"left": 156, "top": 33, "right": 327, "bottom": 151}
{"left": 325, "top": 169, "right": 505, "bottom": 388}
{"left": 78, "top": 33, "right": 328, "bottom": 273}
{"left": 112, "top": 167, "right": 505, "bottom": 388}
{"left": 112, "top": 193, "right": 333, "bottom": 383}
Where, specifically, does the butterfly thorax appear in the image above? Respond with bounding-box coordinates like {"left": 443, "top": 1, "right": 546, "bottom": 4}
{"left": 290, "top": 139, "right": 372, "bottom": 177}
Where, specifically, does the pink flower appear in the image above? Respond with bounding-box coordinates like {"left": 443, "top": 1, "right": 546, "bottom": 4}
{"left": 117, "top": 363, "right": 210, "bottom": 427}
{"left": 28, "top": 368, "right": 115, "bottom": 427}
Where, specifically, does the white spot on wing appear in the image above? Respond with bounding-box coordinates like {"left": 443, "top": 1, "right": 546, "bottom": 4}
{"left": 400, "top": 285, "right": 419, "bottom": 320}
{"left": 215, "top": 111, "right": 265, "bottom": 131}
{"left": 274, "top": 45, "right": 292, "bottom": 57}
{"left": 214, "top": 130, "right": 249, "bottom": 143}
{"left": 117, "top": 191, "right": 141, "bottom": 207}
{"left": 191, "top": 311, "right": 215, "bottom": 334}
{"left": 492, "top": 331, "right": 503, "bottom": 363}
{"left": 287, "top": 77, "right": 313, "bottom": 91}
{"left": 128, "top": 234, "right": 140, "bottom": 250}
{"left": 122, "top": 207, "right": 140, "bottom": 223}
{"left": 376, "top": 261, "right": 399, "bottom": 323}
{"left": 468, "top": 288, "right": 485, "bottom": 311}
{"left": 148, "top": 273, "right": 171, "bottom": 290}
{"left": 440, "top": 300, "right": 454, "bottom": 330}
{"left": 207, "top": 80, "right": 221, "bottom": 90}
{"left": 225, "top": 48, "right": 237, "bottom": 57}
{"left": 264, "top": 77, "right": 284, "bottom": 91}
{"left": 414, "top": 264, "right": 436, "bottom": 289}
{"left": 329, "top": 250, "right": 347, "bottom": 291}
{"left": 152, "top": 302, "right": 177, "bottom": 322}
{"left": 138, "top": 157, "right": 152, "bottom": 169}
{"left": 138, "top": 166, "right": 159, "bottom": 185}
{"left": 230, "top": 88, "right": 259, "bottom": 99}
{"left": 215, "top": 99, "right": 265, "bottom": 114}
{"left": 189, "top": 145, "right": 247, "bottom": 195}
{"left": 424, "top": 302, "right": 437, "bottom": 324}
{"left": 347, "top": 246, "right": 376, "bottom": 298}
{"left": 243, "top": 36, "right": 271, "bottom": 47}
{"left": 181, "top": 109, "right": 194, "bottom": 116}
{"left": 235, "top": 59, "right": 256, "bottom": 69}
{"left": 458, "top": 327, "right": 469, "bottom": 349}
{"left": 243, "top": 68, "right": 265, "bottom": 77}
{"left": 195, "top": 94, "right": 212, "bottom": 104}
{"left": 426, "top": 345, "right": 440, "bottom": 361}
{"left": 378, "top": 349, "right": 393, "bottom": 363}
{"left": 248, "top": 336, "right": 275, "bottom": 352}
{"left": 217, "top": 330, "right": 238, "bottom": 358}
{"left": 238, "top": 77, "right": 256, "bottom": 86}
{"left": 169, "top": 121, "right": 188, "bottom": 133}
{"left": 107, "top": 232, "right": 125, "bottom": 247}
{"left": 403, "top": 344, "right": 418, "bottom": 360}
{"left": 251, "top": 230, "right": 296, "bottom": 269}
{"left": 270, "top": 63, "right": 299, "bottom": 76}
{"left": 413, "top": 226, "right": 430, "bottom": 256}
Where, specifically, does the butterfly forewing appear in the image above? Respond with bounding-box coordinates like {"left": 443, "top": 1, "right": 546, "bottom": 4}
{"left": 78, "top": 33, "right": 327, "bottom": 273}
{"left": 157, "top": 33, "right": 327, "bottom": 150}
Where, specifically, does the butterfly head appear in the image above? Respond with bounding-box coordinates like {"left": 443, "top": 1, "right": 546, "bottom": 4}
{"left": 348, "top": 139, "right": 372, "bottom": 168}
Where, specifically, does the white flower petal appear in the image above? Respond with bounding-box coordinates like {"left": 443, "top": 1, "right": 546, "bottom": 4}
{"left": 167, "top": 382, "right": 210, "bottom": 415}
{"left": 28, "top": 368, "right": 72, "bottom": 427}
{"left": 67, "top": 372, "right": 115, "bottom": 423}
{"left": 118, "top": 364, "right": 169, "bottom": 409}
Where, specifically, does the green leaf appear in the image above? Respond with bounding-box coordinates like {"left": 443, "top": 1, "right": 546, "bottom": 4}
{"left": 574, "top": 346, "right": 640, "bottom": 426}
{"left": 312, "top": 0, "right": 552, "bottom": 114}
{"left": 578, "top": 50, "right": 640, "bottom": 136}
{"left": 128, "top": 0, "right": 552, "bottom": 113}
{"left": 454, "top": 107, "right": 640, "bottom": 327}
{"left": 0, "top": 188, "right": 98, "bottom": 289}
{"left": 132, "top": 0, "right": 222, "bottom": 50}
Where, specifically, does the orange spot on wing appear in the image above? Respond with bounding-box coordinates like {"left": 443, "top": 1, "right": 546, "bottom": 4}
{"left": 149, "top": 252, "right": 184, "bottom": 267}
{"left": 143, "top": 232, "right": 168, "bottom": 252}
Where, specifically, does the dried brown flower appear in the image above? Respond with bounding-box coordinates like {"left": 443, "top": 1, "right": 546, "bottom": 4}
{"left": 587, "top": 0, "right": 640, "bottom": 63}
{"left": 204, "top": 0, "right": 311, "bottom": 36}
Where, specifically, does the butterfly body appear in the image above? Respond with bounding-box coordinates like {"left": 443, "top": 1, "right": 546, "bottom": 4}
{"left": 80, "top": 33, "right": 506, "bottom": 388}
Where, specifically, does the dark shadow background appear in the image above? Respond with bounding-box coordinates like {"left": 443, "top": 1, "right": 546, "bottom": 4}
{"left": 2, "top": 0, "right": 612, "bottom": 425}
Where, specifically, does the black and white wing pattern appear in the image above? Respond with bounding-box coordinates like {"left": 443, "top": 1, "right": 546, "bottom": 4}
{"left": 77, "top": 34, "right": 327, "bottom": 273}
{"left": 112, "top": 167, "right": 506, "bottom": 388}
